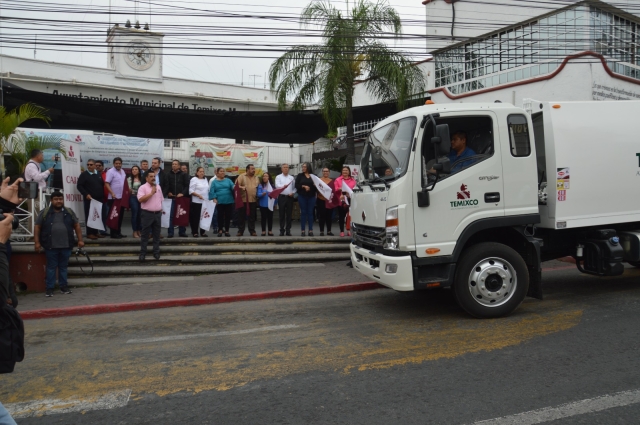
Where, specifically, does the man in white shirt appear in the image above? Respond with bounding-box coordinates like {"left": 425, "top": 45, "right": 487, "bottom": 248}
{"left": 275, "top": 163, "right": 296, "bottom": 236}
{"left": 24, "top": 149, "right": 55, "bottom": 190}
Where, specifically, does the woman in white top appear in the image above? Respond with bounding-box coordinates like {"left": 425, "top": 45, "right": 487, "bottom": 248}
{"left": 188, "top": 167, "right": 209, "bottom": 237}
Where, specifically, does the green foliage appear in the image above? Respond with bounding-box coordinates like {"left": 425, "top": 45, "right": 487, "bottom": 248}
{"left": 269, "top": 0, "right": 425, "bottom": 163}
{"left": 0, "top": 103, "right": 51, "bottom": 177}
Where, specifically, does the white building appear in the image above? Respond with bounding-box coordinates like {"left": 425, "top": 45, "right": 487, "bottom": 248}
{"left": 354, "top": 0, "right": 640, "bottom": 113}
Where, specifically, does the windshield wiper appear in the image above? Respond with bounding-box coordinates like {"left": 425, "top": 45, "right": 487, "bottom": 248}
{"left": 368, "top": 176, "right": 390, "bottom": 189}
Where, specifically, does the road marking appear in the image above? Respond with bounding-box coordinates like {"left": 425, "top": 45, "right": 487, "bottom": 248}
{"left": 470, "top": 388, "right": 640, "bottom": 425}
{"left": 126, "top": 324, "right": 299, "bottom": 344}
{"left": 5, "top": 389, "right": 131, "bottom": 419}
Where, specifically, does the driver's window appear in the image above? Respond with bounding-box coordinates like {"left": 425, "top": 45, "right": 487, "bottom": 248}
{"left": 422, "top": 115, "right": 494, "bottom": 186}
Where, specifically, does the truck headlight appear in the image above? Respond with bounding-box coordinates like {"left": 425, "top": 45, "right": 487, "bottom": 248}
{"left": 384, "top": 206, "right": 399, "bottom": 250}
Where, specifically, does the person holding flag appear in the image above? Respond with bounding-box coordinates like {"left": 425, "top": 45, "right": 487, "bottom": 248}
{"left": 333, "top": 166, "right": 356, "bottom": 237}
{"left": 209, "top": 167, "right": 234, "bottom": 237}
{"left": 295, "top": 162, "right": 317, "bottom": 236}
{"left": 235, "top": 164, "right": 260, "bottom": 237}
{"left": 104, "top": 157, "right": 127, "bottom": 239}
{"left": 257, "top": 172, "right": 277, "bottom": 236}
{"left": 275, "top": 164, "right": 295, "bottom": 236}
{"left": 314, "top": 167, "right": 335, "bottom": 236}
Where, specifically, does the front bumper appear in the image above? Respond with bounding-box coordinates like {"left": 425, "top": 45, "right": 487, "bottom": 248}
{"left": 350, "top": 243, "right": 414, "bottom": 291}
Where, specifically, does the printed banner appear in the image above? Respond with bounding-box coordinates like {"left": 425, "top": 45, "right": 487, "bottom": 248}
{"left": 341, "top": 180, "right": 354, "bottom": 195}
{"left": 60, "top": 139, "right": 84, "bottom": 226}
{"left": 199, "top": 200, "right": 216, "bottom": 231}
{"left": 173, "top": 197, "right": 190, "bottom": 227}
{"left": 87, "top": 199, "right": 105, "bottom": 231}
{"left": 29, "top": 132, "right": 164, "bottom": 172}
{"left": 188, "top": 142, "right": 266, "bottom": 177}
{"left": 161, "top": 199, "right": 173, "bottom": 228}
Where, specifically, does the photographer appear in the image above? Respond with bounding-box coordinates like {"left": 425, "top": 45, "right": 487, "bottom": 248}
{"left": 34, "top": 191, "right": 84, "bottom": 297}
{"left": 0, "top": 177, "right": 25, "bottom": 425}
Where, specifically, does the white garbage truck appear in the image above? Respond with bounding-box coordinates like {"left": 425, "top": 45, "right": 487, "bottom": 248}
{"left": 349, "top": 99, "right": 640, "bottom": 318}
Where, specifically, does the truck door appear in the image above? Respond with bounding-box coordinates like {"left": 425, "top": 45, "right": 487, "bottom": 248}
{"left": 413, "top": 112, "right": 504, "bottom": 258}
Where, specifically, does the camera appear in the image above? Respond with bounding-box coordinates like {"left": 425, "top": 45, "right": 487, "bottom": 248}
{"left": 75, "top": 247, "right": 88, "bottom": 257}
{"left": 0, "top": 209, "right": 19, "bottom": 230}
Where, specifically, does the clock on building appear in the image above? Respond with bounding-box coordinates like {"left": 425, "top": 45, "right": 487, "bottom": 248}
{"left": 124, "top": 42, "right": 155, "bottom": 71}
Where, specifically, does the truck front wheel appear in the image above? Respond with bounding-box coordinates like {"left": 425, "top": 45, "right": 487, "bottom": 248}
{"left": 453, "top": 242, "right": 529, "bottom": 318}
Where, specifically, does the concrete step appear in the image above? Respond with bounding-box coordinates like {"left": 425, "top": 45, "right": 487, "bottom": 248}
{"left": 84, "top": 235, "right": 349, "bottom": 245}
{"left": 67, "top": 262, "right": 333, "bottom": 277}
{"left": 68, "top": 252, "right": 350, "bottom": 266}
{"left": 59, "top": 243, "right": 351, "bottom": 256}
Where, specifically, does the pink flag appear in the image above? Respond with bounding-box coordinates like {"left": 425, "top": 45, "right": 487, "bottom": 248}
{"left": 325, "top": 186, "right": 341, "bottom": 209}
{"left": 173, "top": 197, "right": 190, "bottom": 227}
{"left": 234, "top": 182, "right": 245, "bottom": 210}
{"left": 106, "top": 199, "right": 122, "bottom": 230}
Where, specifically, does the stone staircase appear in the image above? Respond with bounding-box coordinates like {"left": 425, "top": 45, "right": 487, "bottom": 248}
{"left": 14, "top": 236, "right": 352, "bottom": 287}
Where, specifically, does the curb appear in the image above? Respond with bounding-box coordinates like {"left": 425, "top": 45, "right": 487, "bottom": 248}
{"left": 20, "top": 282, "right": 383, "bottom": 320}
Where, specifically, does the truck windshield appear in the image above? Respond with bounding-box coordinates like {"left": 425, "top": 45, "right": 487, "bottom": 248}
{"left": 360, "top": 117, "right": 416, "bottom": 183}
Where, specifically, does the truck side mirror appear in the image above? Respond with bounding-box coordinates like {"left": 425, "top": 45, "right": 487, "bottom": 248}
{"left": 431, "top": 124, "right": 451, "bottom": 156}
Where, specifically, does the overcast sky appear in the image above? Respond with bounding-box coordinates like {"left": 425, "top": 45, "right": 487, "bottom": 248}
{"left": 3, "top": 0, "right": 609, "bottom": 86}
{"left": 1, "top": 0, "right": 434, "bottom": 86}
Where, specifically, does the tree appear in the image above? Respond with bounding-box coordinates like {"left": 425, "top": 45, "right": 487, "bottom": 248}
{"left": 0, "top": 103, "right": 52, "bottom": 177}
{"left": 269, "top": 0, "right": 425, "bottom": 164}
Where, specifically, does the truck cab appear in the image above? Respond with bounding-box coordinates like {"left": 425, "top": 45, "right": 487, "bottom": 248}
{"left": 350, "top": 99, "right": 640, "bottom": 318}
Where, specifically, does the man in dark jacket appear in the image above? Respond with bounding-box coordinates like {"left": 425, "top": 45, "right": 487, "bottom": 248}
{"left": 34, "top": 192, "right": 84, "bottom": 297}
{"left": 162, "top": 159, "right": 190, "bottom": 237}
{"left": 77, "top": 159, "right": 105, "bottom": 240}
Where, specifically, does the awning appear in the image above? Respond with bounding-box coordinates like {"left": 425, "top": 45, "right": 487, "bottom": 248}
{"left": 2, "top": 81, "right": 398, "bottom": 144}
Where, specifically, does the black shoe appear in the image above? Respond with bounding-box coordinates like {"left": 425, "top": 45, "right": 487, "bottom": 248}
{"left": 45, "top": 289, "right": 54, "bottom": 297}
{"left": 301, "top": 231, "right": 305, "bottom": 236}
{"left": 218, "top": 232, "right": 223, "bottom": 237}
{"left": 154, "top": 253, "right": 160, "bottom": 260}
{"left": 308, "top": 231, "right": 314, "bottom": 237}
{"left": 119, "top": 234, "right": 127, "bottom": 238}
{"left": 346, "top": 260, "right": 353, "bottom": 268}
{"left": 225, "top": 232, "right": 231, "bottom": 237}
{"left": 139, "top": 254, "right": 146, "bottom": 262}
{"left": 179, "top": 233, "right": 187, "bottom": 238}
{"left": 286, "top": 232, "right": 292, "bottom": 236}
{"left": 320, "top": 232, "right": 324, "bottom": 236}
{"left": 167, "top": 235, "right": 174, "bottom": 238}
{"left": 279, "top": 230, "right": 285, "bottom": 236}
{"left": 60, "top": 286, "right": 72, "bottom": 294}
{"left": 327, "top": 231, "right": 334, "bottom": 236}
{"left": 200, "top": 233, "right": 208, "bottom": 237}
{"left": 110, "top": 234, "right": 123, "bottom": 239}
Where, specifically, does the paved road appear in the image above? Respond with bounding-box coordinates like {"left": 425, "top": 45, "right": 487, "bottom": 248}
{"left": 3, "top": 265, "right": 640, "bottom": 424}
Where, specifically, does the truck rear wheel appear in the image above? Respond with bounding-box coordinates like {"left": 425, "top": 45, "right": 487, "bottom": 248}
{"left": 453, "top": 242, "right": 529, "bottom": 318}
{"left": 627, "top": 261, "right": 640, "bottom": 268}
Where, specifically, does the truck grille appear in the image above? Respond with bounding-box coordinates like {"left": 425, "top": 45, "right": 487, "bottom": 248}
{"left": 353, "top": 223, "right": 385, "bottom": 248}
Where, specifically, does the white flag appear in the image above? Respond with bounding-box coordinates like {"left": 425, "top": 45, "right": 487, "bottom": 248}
{"left": 341, "top": 180, "right": 353, "bottom": 195}
{"left": 266, "top": 182, "right": 276, "bottom": 211}
{"left": 311, "top": 174, "right": 332, "bottom": 200}
{"left": 161, "top": 199, "right": 173, "bottom": 228}
{"left": 86, "top": 199, "right": 105, "bottom": 231}
{"left": 199, "top": 200, "right": 216, "bottom": 230}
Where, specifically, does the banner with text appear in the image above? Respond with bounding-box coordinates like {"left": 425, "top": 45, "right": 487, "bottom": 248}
{"left": 188, "top": 142, "right": 266, "bottom": 177}
{"left": 60, "top": 139, "right": 85, "bottom": 226}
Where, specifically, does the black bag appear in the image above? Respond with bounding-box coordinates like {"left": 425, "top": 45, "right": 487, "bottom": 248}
{"left": 0, "top": 302, "right": 24, "bottom": 374}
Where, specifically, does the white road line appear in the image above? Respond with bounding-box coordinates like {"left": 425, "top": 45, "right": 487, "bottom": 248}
{"left": 126, "top": 324, "right": 299, "bottom": 344}
{"left": 6, "top": 389, "right": 131, "bottom": 419}
{"left": 470, "top": 389, "right": 640, "bottom": 425}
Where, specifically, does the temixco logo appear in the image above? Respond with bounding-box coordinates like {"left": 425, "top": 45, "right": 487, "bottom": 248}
{"left": 450, "top": 184, "right": 479, "bottom": 209}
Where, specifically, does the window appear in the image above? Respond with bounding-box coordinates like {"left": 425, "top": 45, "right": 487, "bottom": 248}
{"left": 164, "top": 139, "right": 180, "bottom": 148}
{"left": 173, "top": 140, "right": 180, "bottom": 148}
{"left": 507, "top": 115, "right": 531, "bottom": 157}
{"left": 164, "top": 140, "right": 171, "bottom": 148}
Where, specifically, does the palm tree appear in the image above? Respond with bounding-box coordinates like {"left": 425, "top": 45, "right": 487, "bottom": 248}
{"left": 269, "top": 0, "right": 425, "bottom": 164}
{"left": 0, "top": 103, "right": 52, "bottom": 177}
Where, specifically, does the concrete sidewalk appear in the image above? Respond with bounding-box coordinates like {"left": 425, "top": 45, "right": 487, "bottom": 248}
{"left": 16, "top": 261, "right": 373, "bottom": 318}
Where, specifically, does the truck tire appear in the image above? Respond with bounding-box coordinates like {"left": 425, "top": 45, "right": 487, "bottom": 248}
{"left": 453, "top": 242, "right": 529, "bottom": 318}
{"left": 627, "top": 261, "right": 640, "bottom": 268}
